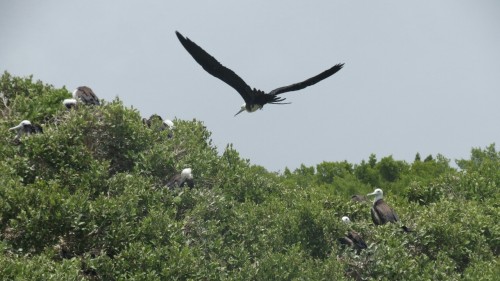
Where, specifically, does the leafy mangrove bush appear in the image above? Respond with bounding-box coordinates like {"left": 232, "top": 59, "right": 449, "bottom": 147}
{"left": 0, "top": 72, "right": 498, "bottom": 280}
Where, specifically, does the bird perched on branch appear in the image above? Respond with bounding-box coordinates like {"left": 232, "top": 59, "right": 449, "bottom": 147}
{"left": 143, "top": 114, "right": 175, "bottom": 138}
{"left": 72, "top": 86, "right": 100, "bottom": 106}
{"left": 62, "top": 98, "right": 78, "bottom": 109}
{"left": 338, "top": 216, "right": 367, "bottom": 254}
{"left": 367, "top": 188, "right": 412, "bottom": 232}
{"left": 166, "top": 168, "right": 194, "bottom": 189}
{"left": 9, "top": 120, "right": 43, "bottom": 143}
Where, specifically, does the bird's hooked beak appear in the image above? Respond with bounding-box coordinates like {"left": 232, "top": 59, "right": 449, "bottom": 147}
{"left": 367, "top": 191, "right": 376, "bottom": 196}
{"left": 234, "top": 107, "right": 245, "bottom": 117}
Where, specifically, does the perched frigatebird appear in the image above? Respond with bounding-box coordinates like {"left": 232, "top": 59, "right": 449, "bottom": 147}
{"left": 175, "top": 31, "right": 344, "bottom": 116}
{"left": 367, "top": 188, "right": 399, "bottom": 225}
{"left": 338, "top": 216, "right": 367, "bottom": 254}
{"left": 166, "top": 168, "right": 194, "bottom": 189}
{"left": 63, "top": 98, "right": 78, "bottom": 109}
{"left": 367, "top": 188, "right": 412, "bottom": 232}
{"left": 72, "top": 86, "right": 100, "bottom": 106}
{"left": 9, "top": 120, "right": 43, "bottom": 142}
{"left": 143, "top": 114, "right": 175, "bottom": 138}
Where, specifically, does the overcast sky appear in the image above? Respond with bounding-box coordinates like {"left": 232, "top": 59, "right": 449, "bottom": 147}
{"left": 1, "top": 1, "right": 499, "bottom": 172}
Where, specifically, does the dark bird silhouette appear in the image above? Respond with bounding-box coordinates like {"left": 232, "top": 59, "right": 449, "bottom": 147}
{"left": 367, "top": 188, "right": 412, "bottom": 232}
{"left": 9, "top": 120, "right": 43, "bottom": 143}
{"left": 175, "top": 31, "right": 344, "bottom": 116}
{"left": 143, "top": 114, "right": 175, "bottom": 130}
{"left": 338, "top": 216, "right": 367, "bottom": 254}
{"left": 32, "top": 123, "right": 43, "bottom": 134}
{"left": 166, "top": 168, "right": 194, "bottom": 189}
{"left": 143, "top": 114, "right": 175, "bottom": 138}
{"left": 73, "top": 86, "right": 100, "bottom": 106}
{"left": 143, "top": 114, "right": 162, "bottom": 127}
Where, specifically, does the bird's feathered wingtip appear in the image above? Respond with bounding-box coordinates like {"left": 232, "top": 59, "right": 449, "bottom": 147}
{"left": 175, "top": 31, "right": 189, "bottom": 47}
{"left": 329, "top": 63, "right": 345, "bottom": 74}
{"left": 175, "top": 31, "right": 189, "bottom": 43}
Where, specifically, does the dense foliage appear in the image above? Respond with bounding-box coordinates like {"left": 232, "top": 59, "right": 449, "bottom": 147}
{"left": 0, "top": 72, "right": 498, "bottom": 280}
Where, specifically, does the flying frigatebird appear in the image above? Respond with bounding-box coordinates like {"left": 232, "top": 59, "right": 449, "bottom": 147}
{"left": 175, "top": 31, "right": 344, "bottom": 116}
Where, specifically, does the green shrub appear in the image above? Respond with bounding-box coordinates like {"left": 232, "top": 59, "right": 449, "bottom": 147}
{"left": 0, "top": 72, "right": 498, "bottom": 280}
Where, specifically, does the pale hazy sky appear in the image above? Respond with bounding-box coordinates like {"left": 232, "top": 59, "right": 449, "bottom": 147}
{"left": 1, "top": 1, "right": 499, "bottom": 171}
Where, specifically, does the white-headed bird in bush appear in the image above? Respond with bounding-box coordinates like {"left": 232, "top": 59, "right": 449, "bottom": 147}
{"left": 338, "top": 216, "right": 367, "bottom": 253}
{"left": 367, "top": 188, "right": 412, "bottom": 232}
{"left": 166, "top": 168, "right": 194, "bottom": 189}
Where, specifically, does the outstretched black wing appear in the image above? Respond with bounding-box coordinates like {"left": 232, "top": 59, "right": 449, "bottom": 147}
{"left": 268, "top": 63, "right": 344, "bottom": 96}
{"left": 176, "top": 31, "right": 254, "bottom": 104}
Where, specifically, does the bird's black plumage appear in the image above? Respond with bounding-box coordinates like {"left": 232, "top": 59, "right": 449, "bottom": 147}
{"left": 73, "top": 86, "right": 100, "bottom": 106}
{"left": 339, "top": 216, "right": 367, "bottom": 254}
{"left": 143, "top": 114, "right": 164, "bottom": 128}
{"left": 166, "top": 175, "right": 193, "bottom": 189}
{"left": 338, "top": 231, "right": 368, "bottom": 254}
{"left": 175, "top": 31, "right": 344, "bottom": 115}
{"left": 9, "top": 120, "right": 43, "bottom": 145}
{"left": 370, "top": 199, "right": 399, "bottom": 225}
{"left": 166, "top": 168, "right": 194, "bottom": 189}
{"left": 143, "top": 114, "right": 174, "bottom": 138}
{"left": 367, "top": 188, "right": 413, "bottom": 233}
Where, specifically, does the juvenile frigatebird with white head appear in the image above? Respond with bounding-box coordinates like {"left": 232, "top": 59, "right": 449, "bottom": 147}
{"left": 338, "top": 216, "right": 368, "bottom": 253}
{"left": 367, "top": 188, "right": 399, "bottom": 225}
{"left": 9, "top": 120, "right": 43, "bottom": 141}
{"left": 163, "top": 119, "right": 175, "bottom": 130}
{"left": 367, "top": 188, "right": 412, "bottom": 232}
{"left": 63, "top": 98, "right": 78, "bottom": 109}
{"left": 143, "top": 114, "right": 175, "bottom": 138}
{"left": 144, "top": 114, "right": 175, "bottom": 128}
{"left": 175, "top": 31, "right": 344, "bottom": 116}
{"left": 72, "top": 86, "right": 100, "bottom": 106}
{"left": 166, "top": 168, "right": 194, "bottom": 189}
